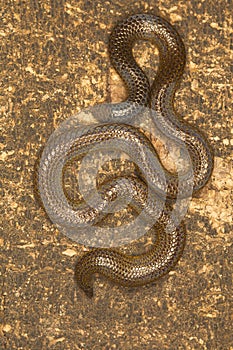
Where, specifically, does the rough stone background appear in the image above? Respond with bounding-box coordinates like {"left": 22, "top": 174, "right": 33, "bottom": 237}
{"left": 1, "top": 0, "right": 232, "bottom": 349}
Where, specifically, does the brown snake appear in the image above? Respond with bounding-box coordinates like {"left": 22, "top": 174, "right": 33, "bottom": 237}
{"left": 39, "top": 14, "right": 213, "bottom": 297}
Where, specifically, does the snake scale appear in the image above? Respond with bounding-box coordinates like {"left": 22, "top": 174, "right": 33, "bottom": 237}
{"left": 39, "top": 14, "right": 213, "bottom": 297}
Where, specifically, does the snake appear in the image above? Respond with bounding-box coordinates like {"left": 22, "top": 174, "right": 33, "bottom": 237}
{"left": 38, "top": 14, "right": 213, "bottom": 297}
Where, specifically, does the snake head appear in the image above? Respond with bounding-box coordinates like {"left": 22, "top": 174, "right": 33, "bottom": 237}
{"left": 81, "top": 285, "right": 94, "bottom": 299}
{"left": 74, "top": 254, "right": 96, "bottom": 298}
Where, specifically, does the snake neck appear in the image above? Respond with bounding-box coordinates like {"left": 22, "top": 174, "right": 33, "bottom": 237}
{"left": 75, "top": 219, "right": 186, "bottom": 297}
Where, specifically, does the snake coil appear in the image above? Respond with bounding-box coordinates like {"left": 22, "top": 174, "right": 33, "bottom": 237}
{"left": 39, "top": 14, "right": 213, "bottom": 297}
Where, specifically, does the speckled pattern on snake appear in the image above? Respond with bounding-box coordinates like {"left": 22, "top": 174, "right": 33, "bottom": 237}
{"left": 39, "top": 14, "right": 213, "bottom": 298}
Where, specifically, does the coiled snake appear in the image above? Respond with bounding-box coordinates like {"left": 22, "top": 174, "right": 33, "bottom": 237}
{"left": 39, "top": 14, "right": 213, "bottom": 297}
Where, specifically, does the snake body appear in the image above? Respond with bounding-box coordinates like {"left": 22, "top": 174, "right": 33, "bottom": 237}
{"left": 39, "top": 14, "right": 213, "bottom": 297}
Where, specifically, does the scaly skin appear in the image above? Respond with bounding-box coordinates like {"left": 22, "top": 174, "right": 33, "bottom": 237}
{"left": 39, "top": 14, "right": 213, "bottom": 297}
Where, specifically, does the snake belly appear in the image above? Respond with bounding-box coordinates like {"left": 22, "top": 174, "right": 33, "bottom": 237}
{"left": 39, "top": 14, "right": 213, "bottom": 297}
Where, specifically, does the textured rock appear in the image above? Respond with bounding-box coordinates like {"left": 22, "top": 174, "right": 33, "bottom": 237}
{"left": 1, "top": 1, "right": 232, "bottom": 349}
